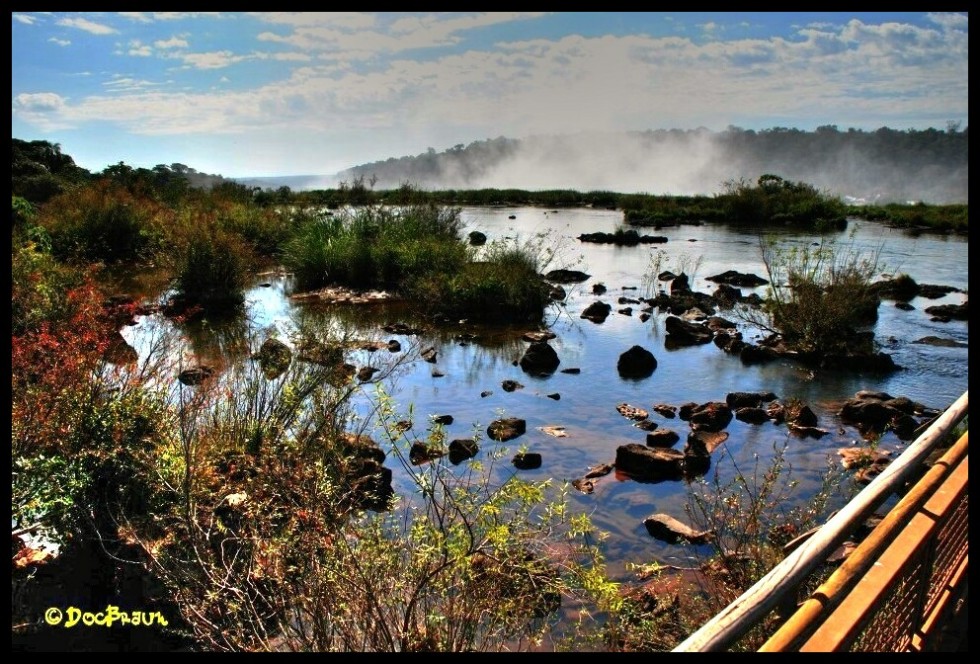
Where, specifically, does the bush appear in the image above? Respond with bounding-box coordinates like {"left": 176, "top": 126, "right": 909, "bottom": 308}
{"left": 171, "top": 225, "right": 254, "bottom": 311}
{"left": 37, "top": 181, "right": 169, "bottom": 262}
{"left": 282, "top": 203, "right": 469, "bottom": 292}
{"left": 117, "top": 325, "right": 612, "bottom": 651}
{"left": 411, "top": 239, "right": 551, "bottom": 323}
{"left": 719, "top": 175, "right": 847, "bottom": 230}
{"left": 12, "top": 257, "right": 170, "bottom": 544}
{"left": 744, "top": 236, "right": 883, "bottom": 356}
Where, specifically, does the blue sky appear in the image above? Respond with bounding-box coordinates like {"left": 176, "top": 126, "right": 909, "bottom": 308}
{"left": 11, "top": 12, "right": 969, "bottom": 178}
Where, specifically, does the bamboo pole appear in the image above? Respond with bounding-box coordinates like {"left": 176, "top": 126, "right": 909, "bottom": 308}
{"left": 765, "top": 433, "right": 967, "bottom": 651}
{"left": 673, "top": 390, "right": 968, "bottom": 652}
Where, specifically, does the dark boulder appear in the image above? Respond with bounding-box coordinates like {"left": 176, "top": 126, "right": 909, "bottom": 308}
{"left": 448, "top": 439, "right": 479, "bottom": 465}
{"left": 670, "top": 273, "right": 692, "bottom": 296}
{"left": 735, "top": 407, "right": 770, "bottom": 424}
{"left": 615, "top": 444, "right": 685, "bottom": 480}
{"left": 664, "top": 316, "right": 713, "bottom": 346}
{"left": 545, "top": 269, "right": 591, "bottom": 283}
{"left": 617, "top": 345, "right": 658, "bottom": 379}
{"left": 924, "top": 301, "right": 968, "bottom": 320}
{"left": 488, "top": 418, "right": 526, "bottom": 441}
{"left": 513, "top": 452, "right": 542, "bottom": 470}
{"left": 705, "top": 270, "right": 769, "bottom": 287}
{"left": 688, "top": 402, "right": 733, "bottom": 432}
{"left": 646, "top": 429, "right": 680, "bottom": 447}
{"left": 520, "top": 341, "right": 560, "bottom": 376}
{"left": 581, "top": 301, "right": 612, "bottom": 323}
{"left": 409, "top": 442, "right": 445, "bottom": 465}
{"left": 468, "top": 230, "right": 487, "bottom": 246}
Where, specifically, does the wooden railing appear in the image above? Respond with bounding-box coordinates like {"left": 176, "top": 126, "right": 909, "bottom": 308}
{"left": 673, "top": 390, "right": 968, "bottom": 652}
{"left": 762, "top": 430, "right": 968, "bottom": 651}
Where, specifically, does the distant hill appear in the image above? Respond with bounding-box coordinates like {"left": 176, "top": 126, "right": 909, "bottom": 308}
{"left": 333, "top": 126, "right": 969, "bottom": 205}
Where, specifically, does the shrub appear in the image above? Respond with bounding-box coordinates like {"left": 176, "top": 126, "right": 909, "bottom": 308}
{"left": 116, "top": 323, "right": 613, "bottom": 651}
{"left": 37, "top": 181, "right": 169, "bottom": 262}
{"left": 282, "top": 203, "right": 469, "bottom": 292}
{"left": 719, "top": 175, "right": 847, "bottom": 230}
{"left": 677, "top": 442, "right": 847, "bottom": 651}
{"left": 171, "top": 225, "right": 254, "bottom": 312}
{"left": 12, "top": 258, "right": 171, "bottom": 545}
{"left": 743, "top": 235, "right": 883, "bottom": 356}
{"left": 412, "top": 239, "right": 551, "bottom": 323}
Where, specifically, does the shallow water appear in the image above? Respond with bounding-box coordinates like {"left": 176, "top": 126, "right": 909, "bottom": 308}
{"left": 118, "top": 207, "right": 969, "bottom": 575}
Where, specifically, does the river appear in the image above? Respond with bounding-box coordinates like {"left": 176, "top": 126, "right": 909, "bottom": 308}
{"left": 118, "top": 206, "right": 969, "bottom": 576}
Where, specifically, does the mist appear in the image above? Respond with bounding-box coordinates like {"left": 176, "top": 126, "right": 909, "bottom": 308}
{"left": 328, "top": 127, "right": 968, "bottom": 205}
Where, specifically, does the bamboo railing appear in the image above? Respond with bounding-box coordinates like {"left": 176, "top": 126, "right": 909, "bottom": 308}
{"left": 673, "top": 390, "right": 968, "bottom": 652}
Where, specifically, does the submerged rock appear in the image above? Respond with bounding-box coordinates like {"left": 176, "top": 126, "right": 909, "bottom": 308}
{"left": 545, "top": 269, "right": 591, "bottom": 283}
{"left": 488, "top": 418, "right": 527, "bottom": 442}
{"left": 644, "top": 514, "right": 715, "bottom": 545}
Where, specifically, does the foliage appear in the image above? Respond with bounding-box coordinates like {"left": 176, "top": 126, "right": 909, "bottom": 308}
{"left": 282, "top": 202, "right": 467, "bottom": 292}
{"left": 718, "top": 174, "right": 848, "bottom": 230}
{"left": 11, "top": 252, "right": 171, "bottom": 543}
{"left": 681, "top": 442, "right": 848, "bottom": 650}
{"left": 848, "top": 202, "right": 968, "bottom": 233}
{"left": 118, "top": 328, "right": 612, "bottom": 651}
{"left": 37, "top": 181, "right": 170, "bottom": 263}
{"left": 743, "top": 235, "right": 884, "bottom": 356}
{"left": 11, "top": 138, "right": 92, "bottom": 204}
{"left": 410, "top": 236, "right": 553, "bottom": 323}
{"left": 169, "top": 223, "right": 255, "bottom": 312}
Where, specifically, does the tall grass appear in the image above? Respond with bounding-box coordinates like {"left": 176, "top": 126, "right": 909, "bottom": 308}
{"left": 37, "top": 181, "right": 170, "bottom": 262}
{"left": 282, "top": 203, "right": 468, "bottom": 291}
{"left": 170, "top": 223, "right": 254, "bottom": 312}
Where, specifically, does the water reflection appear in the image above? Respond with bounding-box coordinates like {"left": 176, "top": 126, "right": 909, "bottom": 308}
{"left": 111, "top": 206, "right": 968, "bottom": 572}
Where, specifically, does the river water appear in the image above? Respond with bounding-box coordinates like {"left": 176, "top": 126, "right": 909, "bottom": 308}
{"left": 119, "top": 206, "right": 969, "bottom": 576}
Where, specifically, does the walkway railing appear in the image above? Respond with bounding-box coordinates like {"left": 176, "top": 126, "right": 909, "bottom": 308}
{"left": 673, "top": 390, "right": 968, "bottom": 652}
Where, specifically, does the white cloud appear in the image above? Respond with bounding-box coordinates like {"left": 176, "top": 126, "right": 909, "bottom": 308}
{"left": 14, "top": 92, "right": 66, "bottom": 111}
{"left": 151, "top": 12, "right": 224, "bottom": 21}
{"left": 49, "top": 37, "right": 71, "bottom": 47}
{"left": 103, "top": 77, "right": 163, "bottom": 92}
{"left": 155, "top": 36, "right": 189, "bottom": 49}
{"left": 56, "top": 17, "right": 118, "bottom": 35}
{"left": 254, "top": 12, "right": 377, "bottom": 30}
{"left": 181, "top": 50, "right": 251, "bottom": 69}
{"left": 118, "top": 12, "right": 152, "bottom": 23}
{"left": 127, "top": 40, "right": 153, "bottom": 57}
{"left": 927, "top": 12, "right": 968, "bottom": 30}
{"left": 14, "top": 17, "right": 967, "bottom": 156}
{"left": 272, "top": 52, "right": 312, "bottom": 62}
{"left": 256, "top": 12, "right": 548, "bottom": 58}
{"left": 13, "top": 14, "right": 37, "bottom": 25}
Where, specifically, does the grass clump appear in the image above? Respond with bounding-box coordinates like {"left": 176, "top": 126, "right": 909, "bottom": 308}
{"left": 283, "top": 203, "right": 555, "bottom": 323}
{"left": 740, "top": 235, "right": 884, "bottom": 358}
{"left": 169, "top": 223, "right": 255, "bottom": 312}
{"left": 36, "top": 181, "right": 170, "bottom": 263}
{"left": 719, "top": 174, "right": 848, "bottom": 230}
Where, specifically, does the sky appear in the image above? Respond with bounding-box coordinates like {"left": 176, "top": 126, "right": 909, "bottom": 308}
{"left": 11, "top": 11, "right": 969, "bottom": 179}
